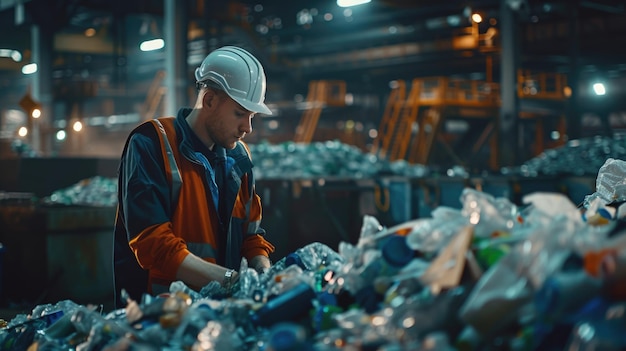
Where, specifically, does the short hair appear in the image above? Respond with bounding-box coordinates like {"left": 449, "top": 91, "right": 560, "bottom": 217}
{"left": 196, "top": 79, "right": 223, "bottom": 92}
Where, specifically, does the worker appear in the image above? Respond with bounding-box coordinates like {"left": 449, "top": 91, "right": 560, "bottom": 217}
{"left": 113, "top": 46, "right": 275, "bottom": 308}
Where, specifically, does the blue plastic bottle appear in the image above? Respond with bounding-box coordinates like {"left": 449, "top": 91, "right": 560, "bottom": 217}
{"left": 252, "top": 282, "right": 316, "bottom": 327}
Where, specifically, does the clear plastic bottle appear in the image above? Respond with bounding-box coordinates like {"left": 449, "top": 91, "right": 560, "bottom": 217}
{"left": 284, "top": 242, "right": 344, "bottom": 272}
{"left": 355, "top": 234, "right": 415, "bottom": 290}
{"left": 341, "top": 234, "right": 416, "bottom": 313}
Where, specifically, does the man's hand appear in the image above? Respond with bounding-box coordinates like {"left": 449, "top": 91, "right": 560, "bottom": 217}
{"left": 249, "top": 255, "right": 271, "bottom": 274}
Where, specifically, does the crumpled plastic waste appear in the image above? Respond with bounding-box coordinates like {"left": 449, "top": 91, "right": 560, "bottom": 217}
{"left": 4, "top": 161, "right": 626, "bottom": 350}
{"left": 583, "top": 158, "right": 626, "bottom": 212}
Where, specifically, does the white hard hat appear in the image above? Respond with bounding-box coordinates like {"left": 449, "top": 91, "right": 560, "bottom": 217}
{"left": 195, "top": 46, "right": 272, "bottom": 115}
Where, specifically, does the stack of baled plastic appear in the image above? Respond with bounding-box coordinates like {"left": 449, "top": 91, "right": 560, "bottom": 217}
{"left": 2, "top": 159, "right": 626, "bottom": 350}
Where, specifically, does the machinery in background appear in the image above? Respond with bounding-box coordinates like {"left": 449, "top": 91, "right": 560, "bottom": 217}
{"left": 371, "top": 71, "right": 568, "bottom": 171}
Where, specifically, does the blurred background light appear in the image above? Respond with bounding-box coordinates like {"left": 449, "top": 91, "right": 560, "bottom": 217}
{"left": 593, "top": 82, "right": 606, "bottom": 96}
{"left": 139, "top": 38, "right": 164, "bottom": 52}
{"left": 337, "top": 0, "right": 371, "bottom": 8}
{"left": 21, "top": 63, "right": 37, "bottom": 75}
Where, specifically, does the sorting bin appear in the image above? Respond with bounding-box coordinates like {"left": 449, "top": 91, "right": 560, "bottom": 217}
{"left": 353, "top": 176, "right": 412, "bottom": 228}
{"left": 0, "top": 204, "right": 116, "bottom": 306}
{"left": 257, "top": 178, "right": 369, "bottom": 260}
{"left": 412, "top": 176, "right": 470, "bottom": 218}
{"left": 288, "top": 178, "right": 363, "bottom": 253}
{"left": 256, "top": 179, "right": 294, "bottom": 262}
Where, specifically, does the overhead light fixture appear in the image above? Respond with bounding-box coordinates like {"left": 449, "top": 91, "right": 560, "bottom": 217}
{"left": 56, "top": 130, "right": 66, "bottom": 141}
{"left": 592, "top": 82, "right": 606, "bottom": 96}
{"left": 18, "top": 126, "right": 28, "bottom": 137}
{"left": 84, "top": 28, "right": 97, "bottom": 37}
{"left": 337, "top": 0, "right": 371, "bottom": 8}
{"left": 22, "top": 63, "right": 37, "bottom": 75}
{"left": 73, "top": 120, "right": 83, "bottom": 132}
{"left": 0, "top": 49, "right": 22, "bottom": 62}
{"left": 471, "top": 13, "right": 483, "bottom": 23}
{"left": 140, "top": 38, "right": 165, "bottom": 52}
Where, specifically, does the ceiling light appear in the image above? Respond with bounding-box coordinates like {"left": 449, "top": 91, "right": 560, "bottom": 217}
{"left": 140, "top": 38, "right": 164, "bottom": 52}
{"left": 18, "top": 127, "right": 28, "bottom": 137}
{"left": 56, "top": 130, "right": 66, "bottom": 141}
{"left": 73, "top": 121, "right": 83, "bottom": 132}
{"left": 22, "top": 63, "right": 37, "bottom": 75}
{"left": 84, "top": 28, "right": 96, "bottom": 37}
{"left": 11, "top": 50, "right": 22, "bottom": 62}
{"left": 592, "top": 82, "right": 606, "bottom": 96}
{"left": 337, "top": 0, "right": 371, "bottom": 8}
{"left": 0, "top": 49, "right": 22, "bottom": 62}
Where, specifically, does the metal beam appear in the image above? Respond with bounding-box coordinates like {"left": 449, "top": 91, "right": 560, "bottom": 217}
{"left": 0, "top": 0, "right": 30, "bottom": 11}
{"left": 164, "top": 0, "right": 188, "bottom": 116}
{"left": 499, "top": 0, "right": 521, "bottom": 167}
{"left": 581, "top": 0, "right": 625, "bottom": 13}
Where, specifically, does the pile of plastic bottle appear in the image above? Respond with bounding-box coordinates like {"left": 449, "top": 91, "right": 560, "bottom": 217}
{"left": 42, "top": 176, "right": 118, "bottom": 207}
{"left": 248, "top": 134, "right": 626, "bottom": 179}
{"left": 504, "top": 134, "right": 626, "bottom": 177}
{"left": 248, "top": 140, "right": 431, "bottom": 179}
{"left": 2, "top": 158, "right": 626, "bottom": 351}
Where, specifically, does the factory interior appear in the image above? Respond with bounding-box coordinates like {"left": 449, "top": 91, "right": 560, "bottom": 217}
{"left": 1, "top": 0, "right": 626, "bottom": 350}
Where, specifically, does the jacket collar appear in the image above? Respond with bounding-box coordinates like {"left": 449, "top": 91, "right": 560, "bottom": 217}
{"left": 174, "top": 108, "right": 252, "bottom": 174}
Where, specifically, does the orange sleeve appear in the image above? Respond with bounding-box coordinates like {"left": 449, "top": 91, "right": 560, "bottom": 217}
{"left": 129, "top": 222, "right": 191, "bottom": 280}
{"left": 242, "top": 233, "right": 275, "bottom": 259}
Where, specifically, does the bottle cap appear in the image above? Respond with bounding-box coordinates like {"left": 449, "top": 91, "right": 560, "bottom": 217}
{"left": 270, "top": 328, "right": 298, "bottom": 350}
{"left": 381, "top": 235, "right": 414, "bottom": 267}
{"left": 268, "top": 322, "right": 308, "bottom": 351}
{"left": 285, "top": 252, "right": 305, "bottom": 269}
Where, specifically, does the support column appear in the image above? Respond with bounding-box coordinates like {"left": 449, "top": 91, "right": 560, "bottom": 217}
{"left": 498, "top": 0, "right": 521, "bottom": 167}
{"left": 31, "top": 24, "right": 54, "bottom": 155}
{"left": 566, "top": 1, "right": 581, "bottom": 140}
{"left": 164, "top": 0, "right": 189, "bottom": 116}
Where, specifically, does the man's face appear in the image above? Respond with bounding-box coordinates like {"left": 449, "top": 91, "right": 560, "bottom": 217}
{"left": 205, "top": 91, "right": 255, "bottom": 149}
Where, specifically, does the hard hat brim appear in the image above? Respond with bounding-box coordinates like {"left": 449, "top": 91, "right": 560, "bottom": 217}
{"left": 235, "top": 98, "right": 273, "bottom": 115}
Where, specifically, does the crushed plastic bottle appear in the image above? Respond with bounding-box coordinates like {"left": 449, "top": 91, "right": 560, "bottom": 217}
{"left": 283, "top": 242, "right": 344, "bottom": 272}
